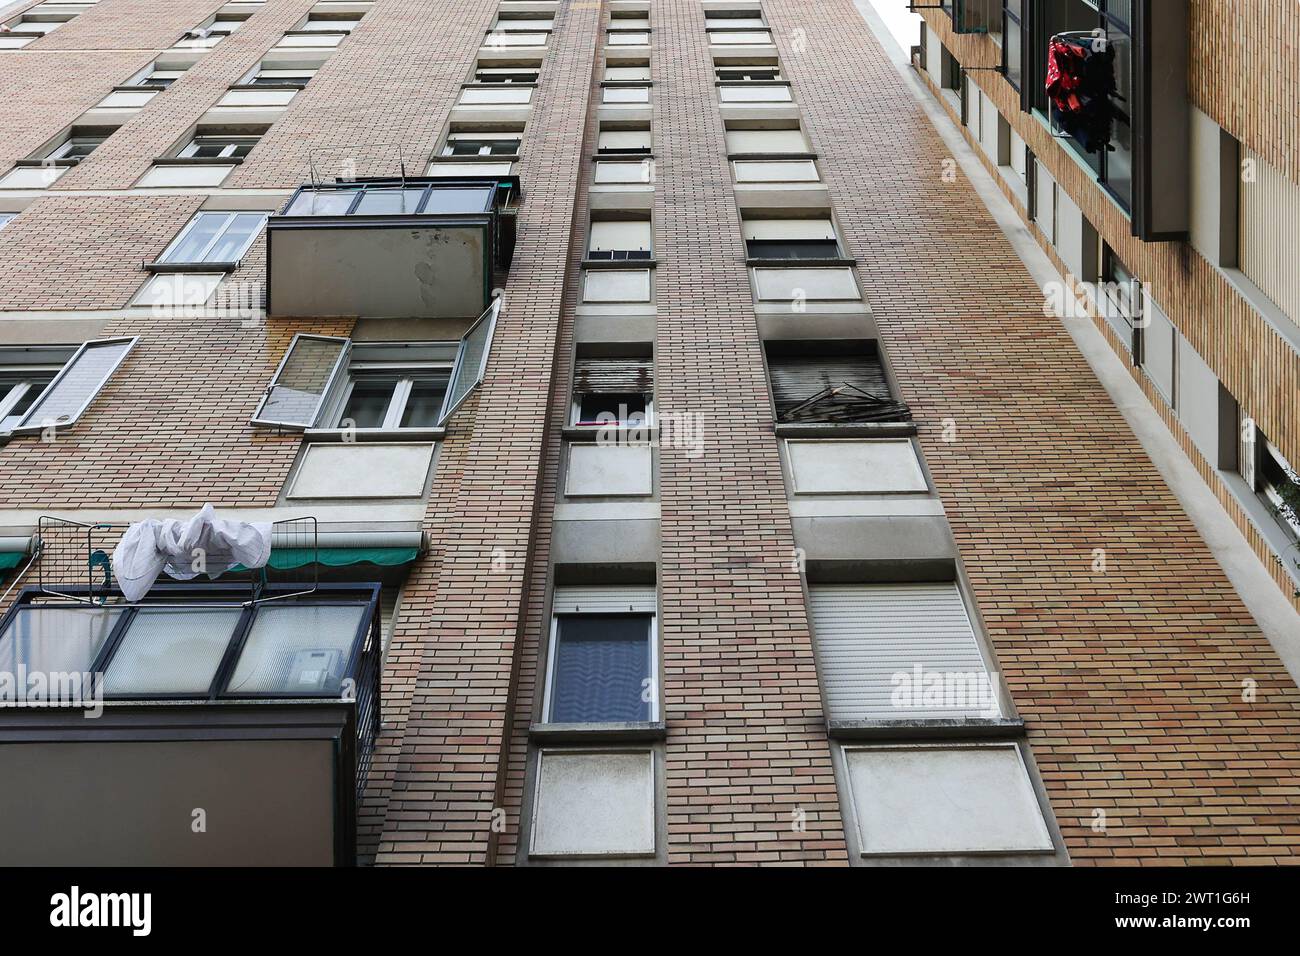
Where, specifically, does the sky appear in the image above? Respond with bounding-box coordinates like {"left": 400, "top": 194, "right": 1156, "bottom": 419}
{"left": 863, "top": 0, "right": 924, "bottom": 58}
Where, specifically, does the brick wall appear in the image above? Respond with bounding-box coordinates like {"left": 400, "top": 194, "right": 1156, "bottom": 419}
{"left": 779, "top": 0, "right": 1300, "bottom": 863}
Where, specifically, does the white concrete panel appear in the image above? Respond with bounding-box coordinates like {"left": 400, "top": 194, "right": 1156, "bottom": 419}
{"left": 531, "top": 750, "right": 655, "bottom": 857}
{"left": 1177, "top": 333, "right": 1220, "bottom": 461}
{"left": 288, "top": 442, "right": 435, "bottom": 499}
{"left": 566, "top": 443, "right": 652, "bottom": 497}
{"left": 753, "top": 267, "right": 859, "bottom": 301}
{"left": 787, "top": 439, "right": 927, "bottom": 494}
{"left": 845, "top": 744, "right": 1053, "bottom": 855}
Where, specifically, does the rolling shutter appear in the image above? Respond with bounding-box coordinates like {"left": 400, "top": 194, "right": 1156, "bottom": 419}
{"left": 552, "top": 586, "right": 656, "bottom": 614}
{"left": 808, "top": 583, "right": 998, "bottom": 721}
{"left": 742, "top": 218, "right": 835, "bottom": 241}
{"left": 768, "top": 353, "right": 909, "bottom": 424}
{"left": 725, "top": 128, "right": 807, "bottom": 154}
{"left": 573, "top": 357, "right": 653, "bottom": 394}
{"left": 598, "top": 129, "right": 650, "bottom": 152}
{"left": 589, "top": 220, "right": 652, "bottom": 255}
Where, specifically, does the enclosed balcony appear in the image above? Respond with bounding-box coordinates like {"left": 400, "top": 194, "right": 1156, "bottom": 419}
{"left": 266, "top": 176, "right": 519, "bottom": 319}
{"left": 0, "top": 582, "right": 381, "bottom": 866}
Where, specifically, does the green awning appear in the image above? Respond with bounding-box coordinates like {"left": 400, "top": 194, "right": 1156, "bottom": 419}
{"left": 266, "top": 546, "right": 419, "bottom": 570}
{"left": 0, "top": 551, "right": 26, "bottom": 571}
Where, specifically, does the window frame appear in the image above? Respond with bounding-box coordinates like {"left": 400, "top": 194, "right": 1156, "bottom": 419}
{"left": 156, "top": 210, "right": 267, "bottom": 266}
{"left": 177, "top": 134, "right": 261, "bottom": 159}
{"left": 320, "top": 346, "right": 455, "bottom": 431}
{"left": 5, "top": 337, "right": 138, "bottom": 435}
{"left": 542, "top": 610, "right": 659, "bottom": 725}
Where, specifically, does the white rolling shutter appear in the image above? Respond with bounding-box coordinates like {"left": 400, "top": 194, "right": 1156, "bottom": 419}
{"left": 741, "top": 218, "right": 835, "bottom": 241}
{"left": 589, "top": 220, "right": 652, "bottom": 254}
{"left": 725, "top": 128, "right": 807, "bottom": 154}
{"left": 598, "top": 129, "right": 650, "bottom": 152}
{"left": 809, "top": 583, "right": 998, "bottom": 721}
{"left": 552, "top": 586, "right": 656, "bottom": 614}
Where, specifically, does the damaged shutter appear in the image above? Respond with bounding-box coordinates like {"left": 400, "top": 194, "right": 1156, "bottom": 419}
{"left": 767, "top": 353, "right": 910, "bottom": 424}
{"left": 572, "top": 357, "right": 653, "bottom": 394}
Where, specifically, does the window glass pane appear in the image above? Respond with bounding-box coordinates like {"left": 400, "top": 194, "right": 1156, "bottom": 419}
{"left": 257, "top": 336, "right": 346, "bottom": 427}
{"left": 441, "top": 300, "right": 498, "bottom": 421}
{"left": 224, "top": 603, "right": 367, "bottom": 696}
{"left": 354, "top": 187, "right": 427, "bottom": 214}
{"left": 204, "top": 212, "right": 264, "bottom": 262}
{"left": 400, "top": 375, "right": 450, "bottom": 427}
{"left": 0, "top": 371, "right": 55, "bottom": 423}
{"left": 284, "top": 190, "right": 355, "bottom": 216}
{"left": 549, "top": 615, "right": 651, "bottom": 722}
{"left": 339, "top": 377, "right": 396, "bottom": 428}
{"left": 0, "top": 608, "right": 124, "bottom": 692}
{"left": 103, "top": 607, "right": 242, "bottom": 696}
{"left": 20, "top": 339, "right": 132, "bottom": 429}
{"left": 422, "top": 186, "right": 493, "bottom": 214}
{"left": 161, "top": 213, "right": 226, "bottom": 262}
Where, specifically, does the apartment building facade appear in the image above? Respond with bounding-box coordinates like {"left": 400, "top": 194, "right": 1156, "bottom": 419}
{"left": 0, "top": 0, "right": 1297, "bottom": 867}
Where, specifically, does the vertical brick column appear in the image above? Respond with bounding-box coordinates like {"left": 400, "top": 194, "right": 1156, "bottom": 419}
{"left": 767, "top": 0, "right": 1300, "bottom": 864}
{"left": 376, "top": 0, "right": 602, "bottom": 866}
{"left": 651, "top": 1, "right": 847, "bottom": 865}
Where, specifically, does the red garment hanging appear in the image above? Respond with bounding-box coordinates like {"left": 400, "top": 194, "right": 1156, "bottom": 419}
{"left": 1045, "top": 39, "right": 1087, "bottom": 115}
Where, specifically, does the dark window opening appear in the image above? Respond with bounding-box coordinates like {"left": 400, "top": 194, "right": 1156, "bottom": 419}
{"left": 746, "top": 239, "right": 840, "bottom": 260}
{"left": 576, "top": 392, "right": 648, "bottom": 427}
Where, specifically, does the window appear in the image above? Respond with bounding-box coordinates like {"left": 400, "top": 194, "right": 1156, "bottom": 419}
{"left": 156, "top": 211, "right": 266, "bottom": 266}
{"left": 545, "top": 587, "right": 656, "bottom": 723}
{"left": 43, "top": 132, "right": 106, "bottom": 162}
{"left": 605, "top": 62, "right": 650, "bottom": 81}
{"left": 442, "top": 132, "right": 521, "bottom": 156}
{"left": 843, "top": 743, "right": 1052, "bottom": 856}
{"left": 1243, "top": 427, "right": 1300, "bottom": 543}
{"left": 325, "top": 344, "right": 454, "bottom": 430}
{"left": 583, "top": 268, "right": 650, "bottom": 303}
{"left": 785, "top": 439, "right": 928, "bottom": 494}
{"left": 178, "top": 132, "right": 262, "bottom": 159}
{"left": 1003, "top": 0, "right": 1023, "bottom": 90}
{"left": 474, "top": 66, "right": 539, "bottom": 83}
{"left": 0, "top": 339, "right": 136, "bottom": 435}
{"left": 300, "top": 15, "right": 361, "bottom": 32}
{"left": 252, "top": 300, "right": 499, "bottom": 430}
{"left": 706, "top": 12, "right": 765, "bottom": 29}
{"left": 732, "top": 159, "right": 819, "bottom": 183}
{"left": 248, "top": 66, "right": 317, "bottom": 87}
{"left": 743, "top": 216, "right": 840, "bottom": 259}
{"left": 724, "top": 126, "right": 808, "bottom": 155}
{"left": 131, "top": 64, "right": 187, "bottom": 88}
{"left": 571, "top": 355, "right": 653, "bottom": 427}
{"left": 275, "top": 31, "right": 345, "bottom": 48}
{"left": 426, "top": 159, "right": 513, "bottom": 177}
{"left": 715, "top": 61, "right": 782, "bottom": 82}
{"left": 0, "top": 15, "right": 70, "bottom": 48}
{"left": 767, "top": 348, "right": 910, "bottom": 425}
{"left": 565, "top": 442, "right": 652, "bottom": 496}
{"left": 0, "top": 212, "right": 13, "bottom": 230}
{"left": 596, "top": 126, "right": 650, "bottom": 155}
{"left": 1099, "top": 245, "right": 1141, "bottom": 358}
{"left": 530, "top": 749, "right": 655, "bottom": 857}
{"left": 217, "top": 88, "right": 297, "bottom": 108}
{"left": 587, "top": 218, "right": 652, "bottom": 260}
{"left": 176, "top": 16, "right": 247, "bottom": 49}
{"left": 132, "top": 273, "right": 225, "bottom": 309}
{"left": 808, "top": 583, "right": 996, "bottom": 722}
{"left": 494, "top": 13, "right": 553, "bottom": 32}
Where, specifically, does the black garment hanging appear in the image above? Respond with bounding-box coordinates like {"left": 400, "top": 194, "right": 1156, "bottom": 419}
{"left": 1046, "top": 35, "right": 1116, "bottom": 153}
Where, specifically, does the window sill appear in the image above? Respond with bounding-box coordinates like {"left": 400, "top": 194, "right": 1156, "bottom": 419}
{"left": 529, "top": 721, "right": 666, "bottom": 743}
{"left": 828, "top": 717, "right": 1025, "bottom": 740}
{"left": 746, "top": 256, "right": 857, "bottom": 268}
{"left": 775, "top": 422, "right": 916, "bottom": 439}
{"left": 303, "top": 427, "right": 446, "bottom": 442}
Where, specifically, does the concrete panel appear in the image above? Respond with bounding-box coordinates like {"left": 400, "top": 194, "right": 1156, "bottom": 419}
{"left": 530, "top": 749, "right": 655, "bottom": 857}
{"left": 844, "top": 743, "right": 1053, "bottom": 856}
{"left": 1177, "top": 334, "right": 1221, "bottom": 462}
{"left": 288, "top": 442, "right": 435, "bottom": 499}
{"left": 793, "top": 514, "right": 956, "bottom": 563}
{"left": 787, "top": 439, "right": 927, "bottom": 493}
{"left": 0, "top": 739, "right": 335, "bottom": 866}
{"left": 566, "top": 443, "right": 652, "bottom": 497}
{"left": 552, "top": 517, "right": 660, "bottom": 565}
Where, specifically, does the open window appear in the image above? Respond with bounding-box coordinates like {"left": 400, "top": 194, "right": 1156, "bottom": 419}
{"left": 442, "top": 128, "right": 523, "bottom": 156}
{"left": 571, "top": 355, "right": 653, "bottom": 428}
{"left": 0, "top": 338, "right": 136, "bottom": 436}
{"left": 251, "top": 299, "right": 499, "bottom": 430}
{"left": 742, "top": 214, "right": 841, "bottom": 260}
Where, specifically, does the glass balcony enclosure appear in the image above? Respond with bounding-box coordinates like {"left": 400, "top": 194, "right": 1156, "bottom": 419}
{"left": 267, "top": 176, "right": 519, "bottom": 320}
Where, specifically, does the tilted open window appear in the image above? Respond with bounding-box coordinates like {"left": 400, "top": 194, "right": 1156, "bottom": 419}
{"left": 251, "top": 299, "right": 499, "bottom": 430}
{"left": 0, "top": 338, "right": 137, "bottom": 435}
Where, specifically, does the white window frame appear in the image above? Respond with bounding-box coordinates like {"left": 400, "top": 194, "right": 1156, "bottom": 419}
{"left": 321, "top": 347, "right": 455, "bottom": 431}
{"left": 157, "top": 211, "right": 266, "bottom": 265}
{"left": 178, "top": 134, "right": 261, "bottom": 159}
{"left": 5, "top": 337, "right": 138, "bottom": 435}
{"left": 542, "top": 600, "right": 659, "bottom": 725}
